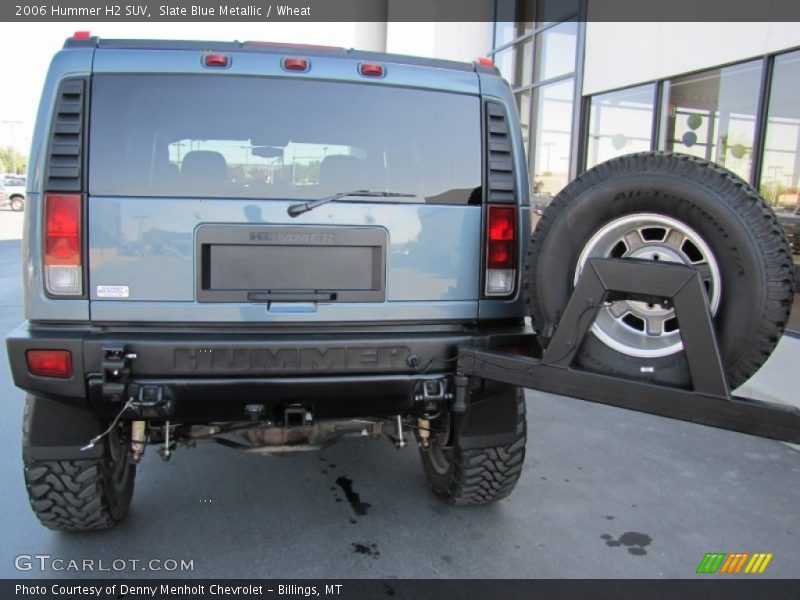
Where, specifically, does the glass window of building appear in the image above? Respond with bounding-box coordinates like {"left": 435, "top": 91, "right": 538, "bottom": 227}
{"left": 494, "top": 21, "right": 532, "bottom": 48}
{"left": 533, "top": 20, "right": 578, "bottom": 81}
{"left": 490, "top": 1, "right": 582, "bottom": 214}
{"left": 530, "top": 79, "right": 574, "bottom": 199}
{"left": 759, "top": 50, "right": 800, "bottom": 212}
{"left": 660, "top": 60, "right": 763, "bottom": 181}
{"left": 494, "top": 40, "right": 533, "bottom": 89}
{"left": 586, "top": 84, "right": 655, "bottom": 168}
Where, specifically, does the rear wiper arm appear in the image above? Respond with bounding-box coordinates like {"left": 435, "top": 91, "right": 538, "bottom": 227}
{"left": 287, "top": 189, "right": 416, "bottom": 217}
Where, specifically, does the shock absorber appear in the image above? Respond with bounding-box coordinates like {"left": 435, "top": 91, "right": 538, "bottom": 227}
{"left": 131, "top": 421, "right": 146, "bottom": 463}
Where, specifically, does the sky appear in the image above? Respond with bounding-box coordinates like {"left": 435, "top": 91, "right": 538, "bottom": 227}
{"left": 0, "top": 22, "right": 366, "bottom": 157}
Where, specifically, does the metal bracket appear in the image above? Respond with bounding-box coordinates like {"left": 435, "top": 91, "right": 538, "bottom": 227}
{"left": 101, "top": 345, "right": 137, "bottom": 402}
{"left": 457, "top": 258, "right": 800, "bottom": 443}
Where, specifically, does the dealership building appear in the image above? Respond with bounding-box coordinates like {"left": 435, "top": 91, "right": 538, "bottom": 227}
{"left": 357, "top": 4, "right": 800, "bottom": 329}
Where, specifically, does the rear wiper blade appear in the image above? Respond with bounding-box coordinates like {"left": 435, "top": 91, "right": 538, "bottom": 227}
{"left": 287, "top": 189, "right": 416, "bottom": 217}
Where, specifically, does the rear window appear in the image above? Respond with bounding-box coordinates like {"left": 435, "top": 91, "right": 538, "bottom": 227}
{"left": 89, "top": 74, "right": 481, "bottom": 205}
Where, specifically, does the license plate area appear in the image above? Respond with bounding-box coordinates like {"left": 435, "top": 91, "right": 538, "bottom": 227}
{"left": 196, "top": 225, "right": 387, "bottom": 303}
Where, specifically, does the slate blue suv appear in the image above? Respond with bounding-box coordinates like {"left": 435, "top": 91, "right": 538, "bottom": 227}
{"left": 7, "top": 36, "right": 533, "bottom": 530}
{"left": 8, "top": 36, "right": 793, "bottom": 531}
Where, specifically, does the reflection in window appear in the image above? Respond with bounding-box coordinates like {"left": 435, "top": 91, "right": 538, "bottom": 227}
{"left": 661, "top": 60, "right": 762, "bottom": 181}
{"left": 586, "top": 84, "right": 655, "bottom": 168}
{"left": 760, "top": 50, "right": 800, "bottom": 212}
{"left": 494, "top": 21, "right": 532, "bottom": 48}
{"left": 534, "top": 20, "right": 577, "bottom": 81}
{"left": 530, "top": 79, "right": 574, "bottom": 199}
{"left": 167, "top": 140, "right": 360, "bottom": 188}
{"left": 495, "top": 41, "right": 533, "bottom": 89}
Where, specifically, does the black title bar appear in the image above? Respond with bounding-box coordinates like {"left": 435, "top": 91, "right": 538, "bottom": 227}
{"left": 4, "top": 0, "right": 800, "bottom": 22}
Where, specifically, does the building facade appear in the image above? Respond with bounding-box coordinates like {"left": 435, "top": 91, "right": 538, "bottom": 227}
{"left": 482, "top": 2, "right": 800, "bottom": 328}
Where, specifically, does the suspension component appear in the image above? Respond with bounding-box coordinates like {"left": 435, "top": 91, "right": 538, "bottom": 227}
{"left": 157, "top": 421, "right": 173, "bottom": 462}
{"left": 395, "top": 415, "right": 406, "bottom": 449}
{"left": 131, "top": 420, "right": 146, "bottom": 463}
{"left": 418, "top": 418, "right": 430, "bottom": 448}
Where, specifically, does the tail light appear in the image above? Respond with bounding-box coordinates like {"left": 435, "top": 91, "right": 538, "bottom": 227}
{"left": 27, "top": 350, "right": 73, "bottom": 378}
{"left": 44, "top": 193, "right": 82, "bottom": 296}
{"left": 485, "top": 204, "right": 516, "bottom": 296}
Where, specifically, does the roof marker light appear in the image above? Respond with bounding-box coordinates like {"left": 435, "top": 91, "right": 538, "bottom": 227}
{"left": 282, "top": 57, "right": 309, "bottom": 72}
{"left": 73, "top": 31, "right": 91, "bottom": 39}
{"left": 359, "top": 63, "right": 384, "bottom": 77}
{"left": 203, "top": 53, "right": 230, "bottom": 68}
{"left": 476, "top": 57, "right": 494, "bottom": 67}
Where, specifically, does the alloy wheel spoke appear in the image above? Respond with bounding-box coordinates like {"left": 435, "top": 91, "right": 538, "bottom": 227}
{"left": 623, "top": 230, "right": 645, "bottom": 253}
{"left": 664, "top": 228, "right": 685, "bottom": 251}
{"left": 645, "top": 315, "right": 666, "bottom": 336}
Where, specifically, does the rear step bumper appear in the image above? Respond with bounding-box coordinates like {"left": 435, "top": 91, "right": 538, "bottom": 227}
{"left": 7, "top": 323, "right": 534, "bottom": 420}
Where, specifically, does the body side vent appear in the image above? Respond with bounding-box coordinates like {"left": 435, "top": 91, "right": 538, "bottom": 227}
{"left": 45, "top": 78, "right": 86, "bottom": 192}
{"left": 485, "top": 101, "right": 516, "bottom": 204}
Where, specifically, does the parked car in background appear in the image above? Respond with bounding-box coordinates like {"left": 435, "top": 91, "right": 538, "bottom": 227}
{"left": 2, "top": 175, "right": 25, "bottom": 211}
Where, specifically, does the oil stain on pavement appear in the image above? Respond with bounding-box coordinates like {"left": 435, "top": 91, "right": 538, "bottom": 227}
{"left": 336, "top": 476, "right": 371, "bottom": 516}
{"left": 351, "top": 542, "right": 380, "bottom": 559}
{"left": 601, "top": 532, "right": 653, "bottom": 556}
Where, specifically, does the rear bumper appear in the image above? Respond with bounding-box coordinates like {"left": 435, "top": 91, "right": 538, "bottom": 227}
{"left": 7, "top": 322, "right": 534, "bottom": 421}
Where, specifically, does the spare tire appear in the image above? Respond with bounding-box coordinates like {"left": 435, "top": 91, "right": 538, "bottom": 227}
{"left": 525, "top": 152, "right": 795, "bottom": 389}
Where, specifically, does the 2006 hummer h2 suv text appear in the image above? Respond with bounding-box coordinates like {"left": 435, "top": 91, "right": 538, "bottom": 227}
{"left": 7, "top": 36, "right": 794, "bottom": 530}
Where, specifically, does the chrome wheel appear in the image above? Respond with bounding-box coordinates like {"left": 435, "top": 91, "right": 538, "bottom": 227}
{"left": 574, "top": 213, "right": 721, "bottom": 358}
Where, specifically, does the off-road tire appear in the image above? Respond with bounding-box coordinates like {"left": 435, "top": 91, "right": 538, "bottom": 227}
{"left": 22, "top": 396, "right": 136, "bottom": 531}
{"left": 420, "top": 387, "right": 526, "bottom": 505}
{"left": 525, "top": 152, "right": 795, "bottom": 389}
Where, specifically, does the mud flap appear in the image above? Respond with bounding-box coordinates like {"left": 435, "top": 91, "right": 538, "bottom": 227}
{"left": 25, "top": 396, "right": 106, "bottom": 460}
{"left": 455, "top": 381, "right": 520, "bottom": 450}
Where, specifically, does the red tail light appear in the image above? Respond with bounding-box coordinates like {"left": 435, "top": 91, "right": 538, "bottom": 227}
{"left": 44, "top": 194, "right": 82, "bottom": 295}
{"left": 27, "top": 350, "right": 73, "bottom": 378}
{"left": 73, "top": 31, "right": 91, "bottom": 39}
{"left": 476, "top": 57, "right": 494, "bottom": 67}
{"left": 485, "top": 205, "right": 517, "bottom": 296}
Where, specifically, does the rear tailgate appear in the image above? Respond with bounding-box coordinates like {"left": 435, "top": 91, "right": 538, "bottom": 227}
{"left": 86, "top": 51, "right": 483, "bottom": 324}
{"left": 88, "top": 199, "right": 480, "bottom": 323}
